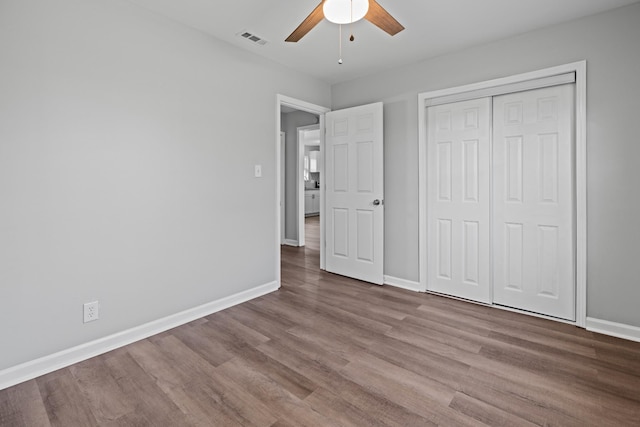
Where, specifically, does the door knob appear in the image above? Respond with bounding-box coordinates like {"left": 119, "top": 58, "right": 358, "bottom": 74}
{"left": 373, "top": 199, "right": 381, "bottom": 206}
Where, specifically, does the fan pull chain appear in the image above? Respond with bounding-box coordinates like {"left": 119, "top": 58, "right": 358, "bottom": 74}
{"left": 350, "top": 0, "right": 355, "bottom": 42}
{"left": 338, "top": 24, "right": 343, "bottom": 64}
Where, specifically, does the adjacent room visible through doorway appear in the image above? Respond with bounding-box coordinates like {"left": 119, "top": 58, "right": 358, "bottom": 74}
{"left": 278, "top": 96, "right": 326, "bottom": 275}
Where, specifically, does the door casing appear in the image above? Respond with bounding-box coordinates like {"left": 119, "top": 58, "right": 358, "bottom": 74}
{"left": 280, "top": 131, "right": 286, "bottom": 244}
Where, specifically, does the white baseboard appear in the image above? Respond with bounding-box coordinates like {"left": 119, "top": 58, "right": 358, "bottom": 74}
{"left": 586, "top": 317, "right": 640, "bottom": 343}
{"left": 383, "top": 275, "right": 424, "bottom": 292}
{"left": 282, "top": 239, "right": 299, "bottom": 247}
{"left": 0, "top": 281, "right": 279, "bottom": 391}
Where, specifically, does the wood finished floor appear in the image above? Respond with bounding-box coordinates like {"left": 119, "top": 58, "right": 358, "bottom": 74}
{"left": 2, "top": 215, "right": 640, "bottom": 426}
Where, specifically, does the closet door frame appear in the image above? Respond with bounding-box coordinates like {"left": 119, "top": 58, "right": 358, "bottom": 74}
{"left": 418, "top": 61, "right": 587, "bottom": 327}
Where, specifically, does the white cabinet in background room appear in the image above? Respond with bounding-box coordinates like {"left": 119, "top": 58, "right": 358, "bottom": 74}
{"left": 305, "top": 190, "right": 320, "bottom": 216}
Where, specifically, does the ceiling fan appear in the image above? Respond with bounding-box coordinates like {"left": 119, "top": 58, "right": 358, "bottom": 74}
{"left": 285, "top": 0, "right": 404, "bottom": 42}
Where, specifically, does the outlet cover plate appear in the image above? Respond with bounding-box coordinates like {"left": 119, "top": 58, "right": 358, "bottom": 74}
{"left": 83, "top": 301, "right": 99, "bottom": 323}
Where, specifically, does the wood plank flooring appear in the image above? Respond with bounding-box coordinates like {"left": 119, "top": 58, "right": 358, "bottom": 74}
{"left": 2, "top": 215, "right": 640, "bottom": 426}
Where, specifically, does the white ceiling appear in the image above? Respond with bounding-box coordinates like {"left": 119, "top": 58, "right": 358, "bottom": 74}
{"left": 127, "top": 0, "right": 639, "bottom": 85}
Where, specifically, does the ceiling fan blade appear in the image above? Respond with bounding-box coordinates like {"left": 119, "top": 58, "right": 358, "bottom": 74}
{"left": 285, "top": 1, "right": 325, "bottom": 42}
{"left": 365, "top": 0, "right": 404, "bottom": 36}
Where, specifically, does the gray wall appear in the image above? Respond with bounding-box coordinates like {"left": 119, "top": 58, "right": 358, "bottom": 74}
{"left": 0, "top": 0, "right": 330, "bottom": 371}
{"left": 280, "top": 111, "right": 318, "bottom": 241}
{"left": 332, "top": 3, "right": 640, "bottom": 327}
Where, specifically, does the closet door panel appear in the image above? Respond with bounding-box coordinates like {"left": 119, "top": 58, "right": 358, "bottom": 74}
{"left": 493, "top": 85, "right": 575, "bottom": 321}
{"left": 427, "top": 98, "right": 491, "bottom": 303}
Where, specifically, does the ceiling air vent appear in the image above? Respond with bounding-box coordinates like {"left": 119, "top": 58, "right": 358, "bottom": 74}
{"left": 237, "top": 31, "right": 268, "bottom": 46}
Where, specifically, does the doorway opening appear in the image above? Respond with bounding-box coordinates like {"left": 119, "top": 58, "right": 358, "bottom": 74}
{"left": 276, "top": 95, "right": 330, "bottom": 285}
{"left": 298, "top": 124, "right": 321, "bottom": 248}
{"left": 277, "top": 97, "right": 385, "bottom": 287}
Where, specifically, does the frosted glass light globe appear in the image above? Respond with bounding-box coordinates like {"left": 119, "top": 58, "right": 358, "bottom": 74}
{"left": 323, "top": 0, "right": 369, "bottom": 25}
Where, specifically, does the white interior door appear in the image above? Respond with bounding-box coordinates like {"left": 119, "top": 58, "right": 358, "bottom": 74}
{"left": 493, "top": 84, "right": 575, "bottom": 320}
{"left": 427, "top": 98, "right": 492, "bottom": 303}
{"left": 325, "top": 102, "right": 384, "bottom": 284}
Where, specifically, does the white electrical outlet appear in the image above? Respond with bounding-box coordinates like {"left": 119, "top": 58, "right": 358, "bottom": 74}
{"left": 83, "top": 301, "right": 99, "bottom": 323}
{"left": 254, "top": 164, "right": 262, "bottom": 177}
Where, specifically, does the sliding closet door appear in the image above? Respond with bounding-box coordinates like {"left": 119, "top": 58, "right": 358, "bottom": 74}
{"left": 493, "top": 85, "right": 575, "bottom": 320}
{"left": 427, "top": 98, "right": 491, "bottom": 303}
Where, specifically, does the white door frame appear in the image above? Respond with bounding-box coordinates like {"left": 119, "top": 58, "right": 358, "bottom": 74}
{"left": 297, "top": 124, "right": 321, "bottom": 248}
{"left": 276, "top": 95, "right": 330, "bottom": 285}
{"left": 280, "top": 131, "right": 286, "bottom": 244}
{"left": 418, "top": 61, "right": 587, "bottom": 327}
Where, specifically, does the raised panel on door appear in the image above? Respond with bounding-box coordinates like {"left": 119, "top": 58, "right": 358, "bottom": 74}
{"left": 332, "top": 208, "right": 349, "bottom": 257}
{"left": 356, "top": 209, "right": 374, "bottom": 263}
{"left": 493, "top": 84, "right": 575, "bottom": 321}
{"left": 436, "top": 219, "right": 452, "bottom": 280}
{"left": 427, "top": 98, "right": 491, "bottom": 303}
{"left": 325, "top": 103, "right": 384, "bottom": 284}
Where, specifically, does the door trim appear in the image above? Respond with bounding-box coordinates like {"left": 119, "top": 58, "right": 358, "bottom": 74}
{"left": 276, "top": 95, "right": 330, "bottom": 285}
{"left": 280, "top": 131, "right": 286, "bottom": 244}
{"left": 417, "top": 61, "right": 587, "bottom": 327}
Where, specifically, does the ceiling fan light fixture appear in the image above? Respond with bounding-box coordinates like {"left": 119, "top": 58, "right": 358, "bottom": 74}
{"left": 323, "top": 0, "right": 369, "bottom": 25}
